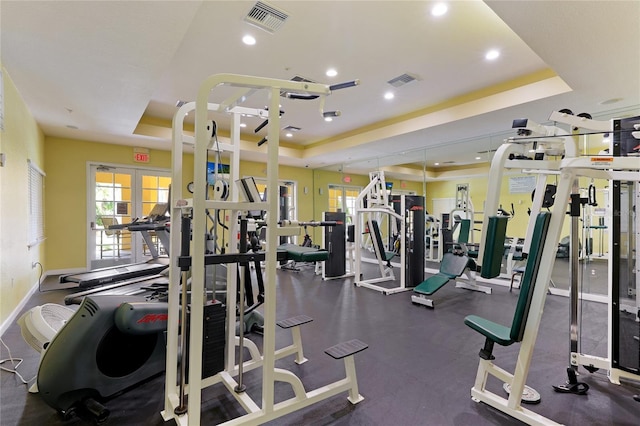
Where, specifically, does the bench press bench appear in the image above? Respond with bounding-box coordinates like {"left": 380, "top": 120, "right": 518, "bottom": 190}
{"left": 411, "top": 253, "right": 477, "bottom": 308}
{"left": 411, "top": 215, "right": 509, "bottom": 308}
{"left": 278, "top": 243, "right": 329, "bottom": 272}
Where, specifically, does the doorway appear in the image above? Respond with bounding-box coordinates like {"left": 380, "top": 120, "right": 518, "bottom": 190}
{"left": 88, "top": 164, "right": 170, "bottom": 270}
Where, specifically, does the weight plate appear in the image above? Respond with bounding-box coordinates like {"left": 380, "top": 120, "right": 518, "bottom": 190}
{"left": 503, "top": 382, "right": 541, "bottom": 404}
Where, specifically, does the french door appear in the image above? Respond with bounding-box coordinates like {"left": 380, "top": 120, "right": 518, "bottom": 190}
{"left": 328, "top": 184, "right": 361, "bottom": 220}
{"left": 88, "top": 164, "right": 171, "bottom": 270}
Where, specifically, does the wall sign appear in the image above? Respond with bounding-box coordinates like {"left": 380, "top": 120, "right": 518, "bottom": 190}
{"left": 509, "top": 176, "right": 537, "bottom": 194}
{"left": 134, "top": 147, "right": 150, "bottom": 163}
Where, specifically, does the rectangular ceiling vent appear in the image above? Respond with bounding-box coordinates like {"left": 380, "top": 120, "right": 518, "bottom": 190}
{"left": 244, "top": 1, "right": 289, "bottom": 33}
{"left": 283, "top": 125, "right": 301, "bottom": 132}
{"left": 280, "top": 75, "right": 317, "bottom": 98}
{"left": 387, "top": 72, "right": 420, "bottom": 88}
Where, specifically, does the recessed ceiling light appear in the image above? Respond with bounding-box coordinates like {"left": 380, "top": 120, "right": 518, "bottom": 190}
{"left": 431, "top": 3, "right": 448, "bottom": 16}
{"left": 475, "top": 156, "right": 481, "bottom": 160}
{"left": 285, "top": 132, "right": 293, "bottom": 137}
{"left": 434, "top": 162, "right": 440, "bottom": 166}
{"left": 240, "top": 123, "right": 247, "bottom": 128}
{"left": 384, "top": 91, "right": 395, "bottom": 100}
{"left": 326, "top": 68, "right": 338, "bottom": 77}
{"left": 324, "top": 117, "right": 333, "bottom": 122}
{"left": 485, "top": 49, "right": 500, "bottom": 60}
{"left": 242, "top": 35, "right": 256, "bottom": 45}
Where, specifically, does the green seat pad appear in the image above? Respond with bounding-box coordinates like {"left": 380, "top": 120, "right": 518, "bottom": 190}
{"left": 278, "top": 243, "right": 328, "bottom": 262}
{"left": 414, "top": 274, "right": 451, "bottom": 295}
{"left": 464, "top": 315, "right": 513, "bottom": 346}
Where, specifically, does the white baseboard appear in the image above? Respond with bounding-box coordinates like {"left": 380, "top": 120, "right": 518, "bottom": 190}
{"left": 47, "top": 267, "right": 86, "bottom": 276}
{"left": 0, "top": 281, "right": 39, "bottom": 337}
{"left": 0, "top": 267, "right": 85, "bottom": 337}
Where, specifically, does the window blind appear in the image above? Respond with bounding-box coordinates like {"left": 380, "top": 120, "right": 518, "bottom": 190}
{"left": 28, "top": 159, "right": 45, "bottom": 248}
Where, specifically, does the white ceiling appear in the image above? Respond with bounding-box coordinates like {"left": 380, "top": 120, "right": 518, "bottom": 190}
{"left": 2, "top": 1, "right": 639, "bottom": 180}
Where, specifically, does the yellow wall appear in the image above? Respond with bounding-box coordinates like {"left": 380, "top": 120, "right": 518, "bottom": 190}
{"left": 425, "top": 169, "right": 535, "bottom": 241}
{"left": 425, "top": 165, "right": 610, "bottom": 253}
{"left": 44, "top": 138, "right": 193, "bottom": 270}
{"left": 0, "top": 67, "right": 46, "bottom": 328}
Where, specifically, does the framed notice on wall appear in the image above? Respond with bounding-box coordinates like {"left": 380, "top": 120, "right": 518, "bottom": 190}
{"left": 509, "top": 176, "right": 536, "bottom": 194}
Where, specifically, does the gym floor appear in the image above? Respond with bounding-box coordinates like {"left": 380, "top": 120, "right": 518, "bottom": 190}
{"left": 1, "top": 261, "right": 639, "bottom": 426}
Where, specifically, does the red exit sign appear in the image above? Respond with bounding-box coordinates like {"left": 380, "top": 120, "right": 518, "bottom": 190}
{"left": 134, "top": 148, "right": 150, "bottom": 163}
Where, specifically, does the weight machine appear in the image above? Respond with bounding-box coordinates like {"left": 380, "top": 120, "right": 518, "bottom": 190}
{"left": 565, "top": 114, "right": 640, "bottom": 388}
{"left": 164, "top": 74, "right": 367, "bottom": 426}
{"left": 353, "top": 172, "right": 425, "bottom": 295}
{"left": 465, "top": 110, "right": 640, "bottom": 425}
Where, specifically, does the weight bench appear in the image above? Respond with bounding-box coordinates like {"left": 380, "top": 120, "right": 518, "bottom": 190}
{"left": 411, "top": 252, "right": 478, "bottom": 308}
{"left": 278, "top": 243, "right": 329, "bottom": 272}
{"left": 463, "top": 212, "right": 550, "bottom": 404}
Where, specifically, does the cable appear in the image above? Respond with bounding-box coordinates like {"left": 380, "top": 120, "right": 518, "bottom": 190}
{"left": 0, "top": 337, "right": 36, "bottom": 385}
{"left": 34, "top": 262, "right": 44, "bottom": 292}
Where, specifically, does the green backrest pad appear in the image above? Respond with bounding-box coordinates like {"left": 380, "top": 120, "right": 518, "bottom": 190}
{"left": 510, "top": 212, "right": 551, "bottom": 343}
{"left": 480, "top": 216, "right": 509, "bottom": 279}
{"left": 458, "top": 219, "right": 471, "bottom": 244}
{"left": 369, "top": 219, "right": 395, "bottom": 261}
{"left": 440, "top": 252, "right": 475, "bottom": 278}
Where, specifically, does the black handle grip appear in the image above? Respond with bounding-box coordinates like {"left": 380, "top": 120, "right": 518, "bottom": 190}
{"left": 180, "top": 216, "right": 191, "bottom": 257}
{"left": 329, "top": 80, "right": 359, "bottom": 91}
{"left": 254, "top": 119, "right": 268, "bottom": 133}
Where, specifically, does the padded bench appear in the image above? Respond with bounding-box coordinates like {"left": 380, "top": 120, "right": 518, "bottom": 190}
{"left": 411, "top": 253, "right": 476, "bottom": 307}
{"left": 278, "top": 244, "right": 329, "bottom": 273}
{"left": 278, "top": 243, "right": 329, "bottom": 262}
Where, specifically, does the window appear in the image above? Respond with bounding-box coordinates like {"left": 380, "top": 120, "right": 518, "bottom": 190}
{"left": 28, "top": 160, "right": 45, "bottom": 248}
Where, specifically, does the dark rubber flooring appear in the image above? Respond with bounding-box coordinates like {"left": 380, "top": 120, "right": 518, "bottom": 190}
{"left": 1, "top": 264, "right": 639, "bottom": 425}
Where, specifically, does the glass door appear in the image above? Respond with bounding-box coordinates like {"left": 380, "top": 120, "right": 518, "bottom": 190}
{"left": 90, "top": 165, "right": 134, "bottom": 270}
{"left": 328, "top": 184, "right": 361, "bottom": 221}
{"left": 88, "top": 165, "right": 171, "bottom": 270}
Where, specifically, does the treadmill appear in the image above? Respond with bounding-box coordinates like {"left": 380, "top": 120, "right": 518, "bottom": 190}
{"left": 60, "top": 204, "right": 171, "bottom": 288}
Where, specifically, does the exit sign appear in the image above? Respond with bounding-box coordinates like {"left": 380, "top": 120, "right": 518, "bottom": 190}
{"left": 134, "top": 148, "right": 150, "bottom": 163}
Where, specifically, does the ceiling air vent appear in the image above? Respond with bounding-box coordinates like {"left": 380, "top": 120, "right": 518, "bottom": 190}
{"left": 282, "top": 125, "right": 301, "bottom": 132}
{"left": 387, "top": 72, "right": 420, "bottom": 88}
{"left": 244, "top": 1, "right": 289, "bottom": 33}
{"left": 280, "top": 75, "right": 317, "bottom": 98}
